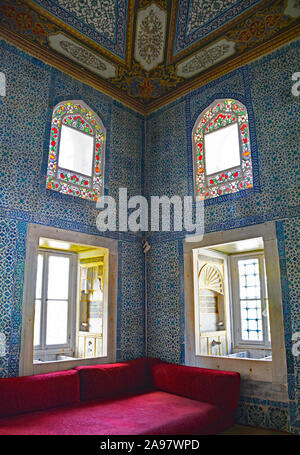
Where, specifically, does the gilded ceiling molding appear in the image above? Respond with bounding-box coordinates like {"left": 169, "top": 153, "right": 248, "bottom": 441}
{"left": 146, "top": 24, "right": 300, "bottom": 113}
{"left": 0, "top": 25, "right": 145, "bottom": 114}
{"left": 168, "top": 0, "right": 272, "bottom": 63}
{"left": 138, "top": 0, "right": 169, "bottom": 9}
{"left": 27, "top": 0, "right": 129, "bottom": 60}
{"left": 166, "top": 0, "right": 179, "bottom": 65}
{"left": 0, "top": 0, "right": 299, "bottom": 112}
{"left": 174, "top": 0, "right": 263, "bottom": 55}
{"left": 125, "top": 0, "right": 136, "bottom": 65}
{"left": 224, "top": 0, "right": 300, "bottom": 52}
{"left": 108, "top": 61, "right": 183, "bottom": 102}
{"left": 134, "top": 2, "right": 167, "bottom": 71}
{"left": 24, "top": 0, "right": 135, "bottom": 67}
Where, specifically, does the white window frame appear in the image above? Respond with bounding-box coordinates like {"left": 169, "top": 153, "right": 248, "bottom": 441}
{"left": 20, "top": 224, "right": 118, "bottom": 376}
{"left": 230, "top": 252, "right": 270, "bottom": 349}
{"left": 33, "top": 249, "right": 77, "bottom": 359}
{"left": 183, "top": 222, "right": 288, "bottom": 391}
{"left": 192, "top": 247, "right": 232, "bottom": 357}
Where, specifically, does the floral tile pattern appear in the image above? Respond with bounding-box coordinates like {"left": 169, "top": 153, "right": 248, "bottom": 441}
{"left": 174, "top": 0, "right": 261, "bottom": 54}
{"left": 186, "top": 0, "right": 239, "bottom": 35}
{"left": 118, "top": 241, "right": 145, "bottom": 361}
{"left": 0, "top": 37, "right": 145, "bottom": 376}
{"left": 235, "top": 399, "right": 290, "bottom": 432}
{"left": 145, "top": 41, "right": 300, "bottom": 432}
{"left": 146, "top": 240, "right": 184, "bottom": 363}
{"left": 0, "top": 34, "right": 299, "bottom": 434}
{"left": 56, "top": 0, "right": 117, "bottom": 42}
{"left": 32, "top": 0, "right": 129, "bottom": 58}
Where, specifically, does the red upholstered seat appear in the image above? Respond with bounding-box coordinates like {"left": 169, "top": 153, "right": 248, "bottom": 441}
{"left": 151, "top": 361, "right": 240, "bottom": 412}
{"left": 0, "top": 370, "right": 80, "bottom": 418}
{"left": 0, "top": 358, "right": 240, "bottom": 435}
{"left": 0, "top": 391, "right": 233, "bottom": 435}
{"left": 75, "top": 357, "right": 152, "bottom": 401}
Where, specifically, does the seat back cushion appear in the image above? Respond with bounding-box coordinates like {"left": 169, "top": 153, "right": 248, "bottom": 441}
{"left": 151, "top": 361, "right": 240, "bottom": 411}
{"left": 75, "top": 358, "right": 152, "bottom": 402}
{"left": 0, "top": 370, "right": 80, "bottom": 418}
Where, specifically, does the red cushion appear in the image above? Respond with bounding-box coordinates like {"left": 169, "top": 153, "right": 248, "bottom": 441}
{"left": 151, "top": 361, "right": 240, "bottom": 411}
{"left": 75, "top": 358, "right": 152, "bottom": 402}
{"left": 0, "top": 370, "right": 80, "bottom": 418}
{"left": 0, "top": 391, "right": 234, "bottom": 435}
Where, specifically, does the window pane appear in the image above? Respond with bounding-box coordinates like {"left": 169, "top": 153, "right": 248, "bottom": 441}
{"left": 238, "top": 257, "right": 263, "bottom": 341}
{"left": 47, "top": 255, "right": 70, "bottom": 300}
{"left": 248, "top": 319, "right": 258, "bottom": 330}
{"left": 46, "top": 300, "right": 68, "bottom": 345}
{"left": 204, "top": 123, "right": 240, "bottom": 175}
{"left": 35, "top": 254, "right": 43, "bottom": 299}
{"left": 249, "top": 331, "right": 259, "bottom": 341}
{"left": 58, "top": 124, "right": 94, "bottom": 176}
{"left": 34, "top": 299, "right": 41, "bottom": 346}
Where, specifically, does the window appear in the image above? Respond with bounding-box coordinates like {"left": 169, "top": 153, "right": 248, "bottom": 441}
{"left": 191, "top": 241, "right": 271, "bottom": 359}
{"left": 184, "top": 222, "right": 288, "bottom": 389}
{"left": 20, "top": 224, "right": 118, "bottom": 375}
{"left": 230, "top": 253, "right": 270, "bottom": 347}
{"left": 46, "top": 100, "right": 105, "bottom": 201}
{"left": 33, "top": 240, "right": 109, "bottom": 364}
{"left": 193, "top": 99, "right": 253, "bottom": 199}
{"left": 34, "top": 250, "right": 77, "bottom": 360}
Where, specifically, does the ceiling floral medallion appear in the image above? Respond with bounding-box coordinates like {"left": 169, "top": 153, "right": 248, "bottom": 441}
{"left": 110, "top": 62, "right": 183, "bottom": 102}
{"left": 134, "top": 3, "right": 167, "bottom": 71}
{"left": 0, "top": 0, "right": 299, "bottom": 110}
{"left": 138, "top": 76, "right": 155, "bottom": 100}
{"left": 177, "top": 38, "right": 235, "bottom": 78}
{"left": 49, "top": 33, "right": 117, "bottom": 79}
{"left": 0, "top": 0, "right": 59, "bottom": 45}
{"left": 225, "top": 0, "right": 298, "bottom": 53}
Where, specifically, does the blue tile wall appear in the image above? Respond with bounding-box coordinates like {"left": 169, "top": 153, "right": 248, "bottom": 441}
{"left": 145, "top": 40, "right": 300, "bottom": 433}
{"left": 0, "top": 34, "right": 299, "bottom": 433}
{"left": 0, "top": 38, "right": 145, "bottom": 377}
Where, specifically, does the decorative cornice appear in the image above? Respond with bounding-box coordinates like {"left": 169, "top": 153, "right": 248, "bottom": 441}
{"left": 173, "top": 0, "right": 271, "bottom": 60}
{"left": 0, "top": 25, "right": 145, "bottom": 114}
{"left": 166, "top": 0, "right": 178, "bottom": 65}
{"left": 146, "top": 23, "right": 300, "bottom": 114}
{"left": 25, "top": 0, "right": 135, "bottom": 66}
{"left": 168, "top": 0, "right": 272, "bottom": 63}
{"left": 0, "top": 0, "right": 299, "bottom": 114}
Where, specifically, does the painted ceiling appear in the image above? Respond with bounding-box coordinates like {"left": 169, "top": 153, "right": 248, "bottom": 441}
{"left": 0, "top": 0, "right": 299, "bottom": 113}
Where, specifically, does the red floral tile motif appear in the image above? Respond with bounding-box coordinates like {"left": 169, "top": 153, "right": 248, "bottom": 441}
{"left": 46, "top": 101, "right": 105, "bottom": 202}
{"left": 193, "top": 99, "right": 253, "bottom": 200}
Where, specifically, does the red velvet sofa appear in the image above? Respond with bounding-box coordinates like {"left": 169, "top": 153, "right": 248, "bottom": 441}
{"left": 0, "top": 358, "right": 240, "bottom": 435}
